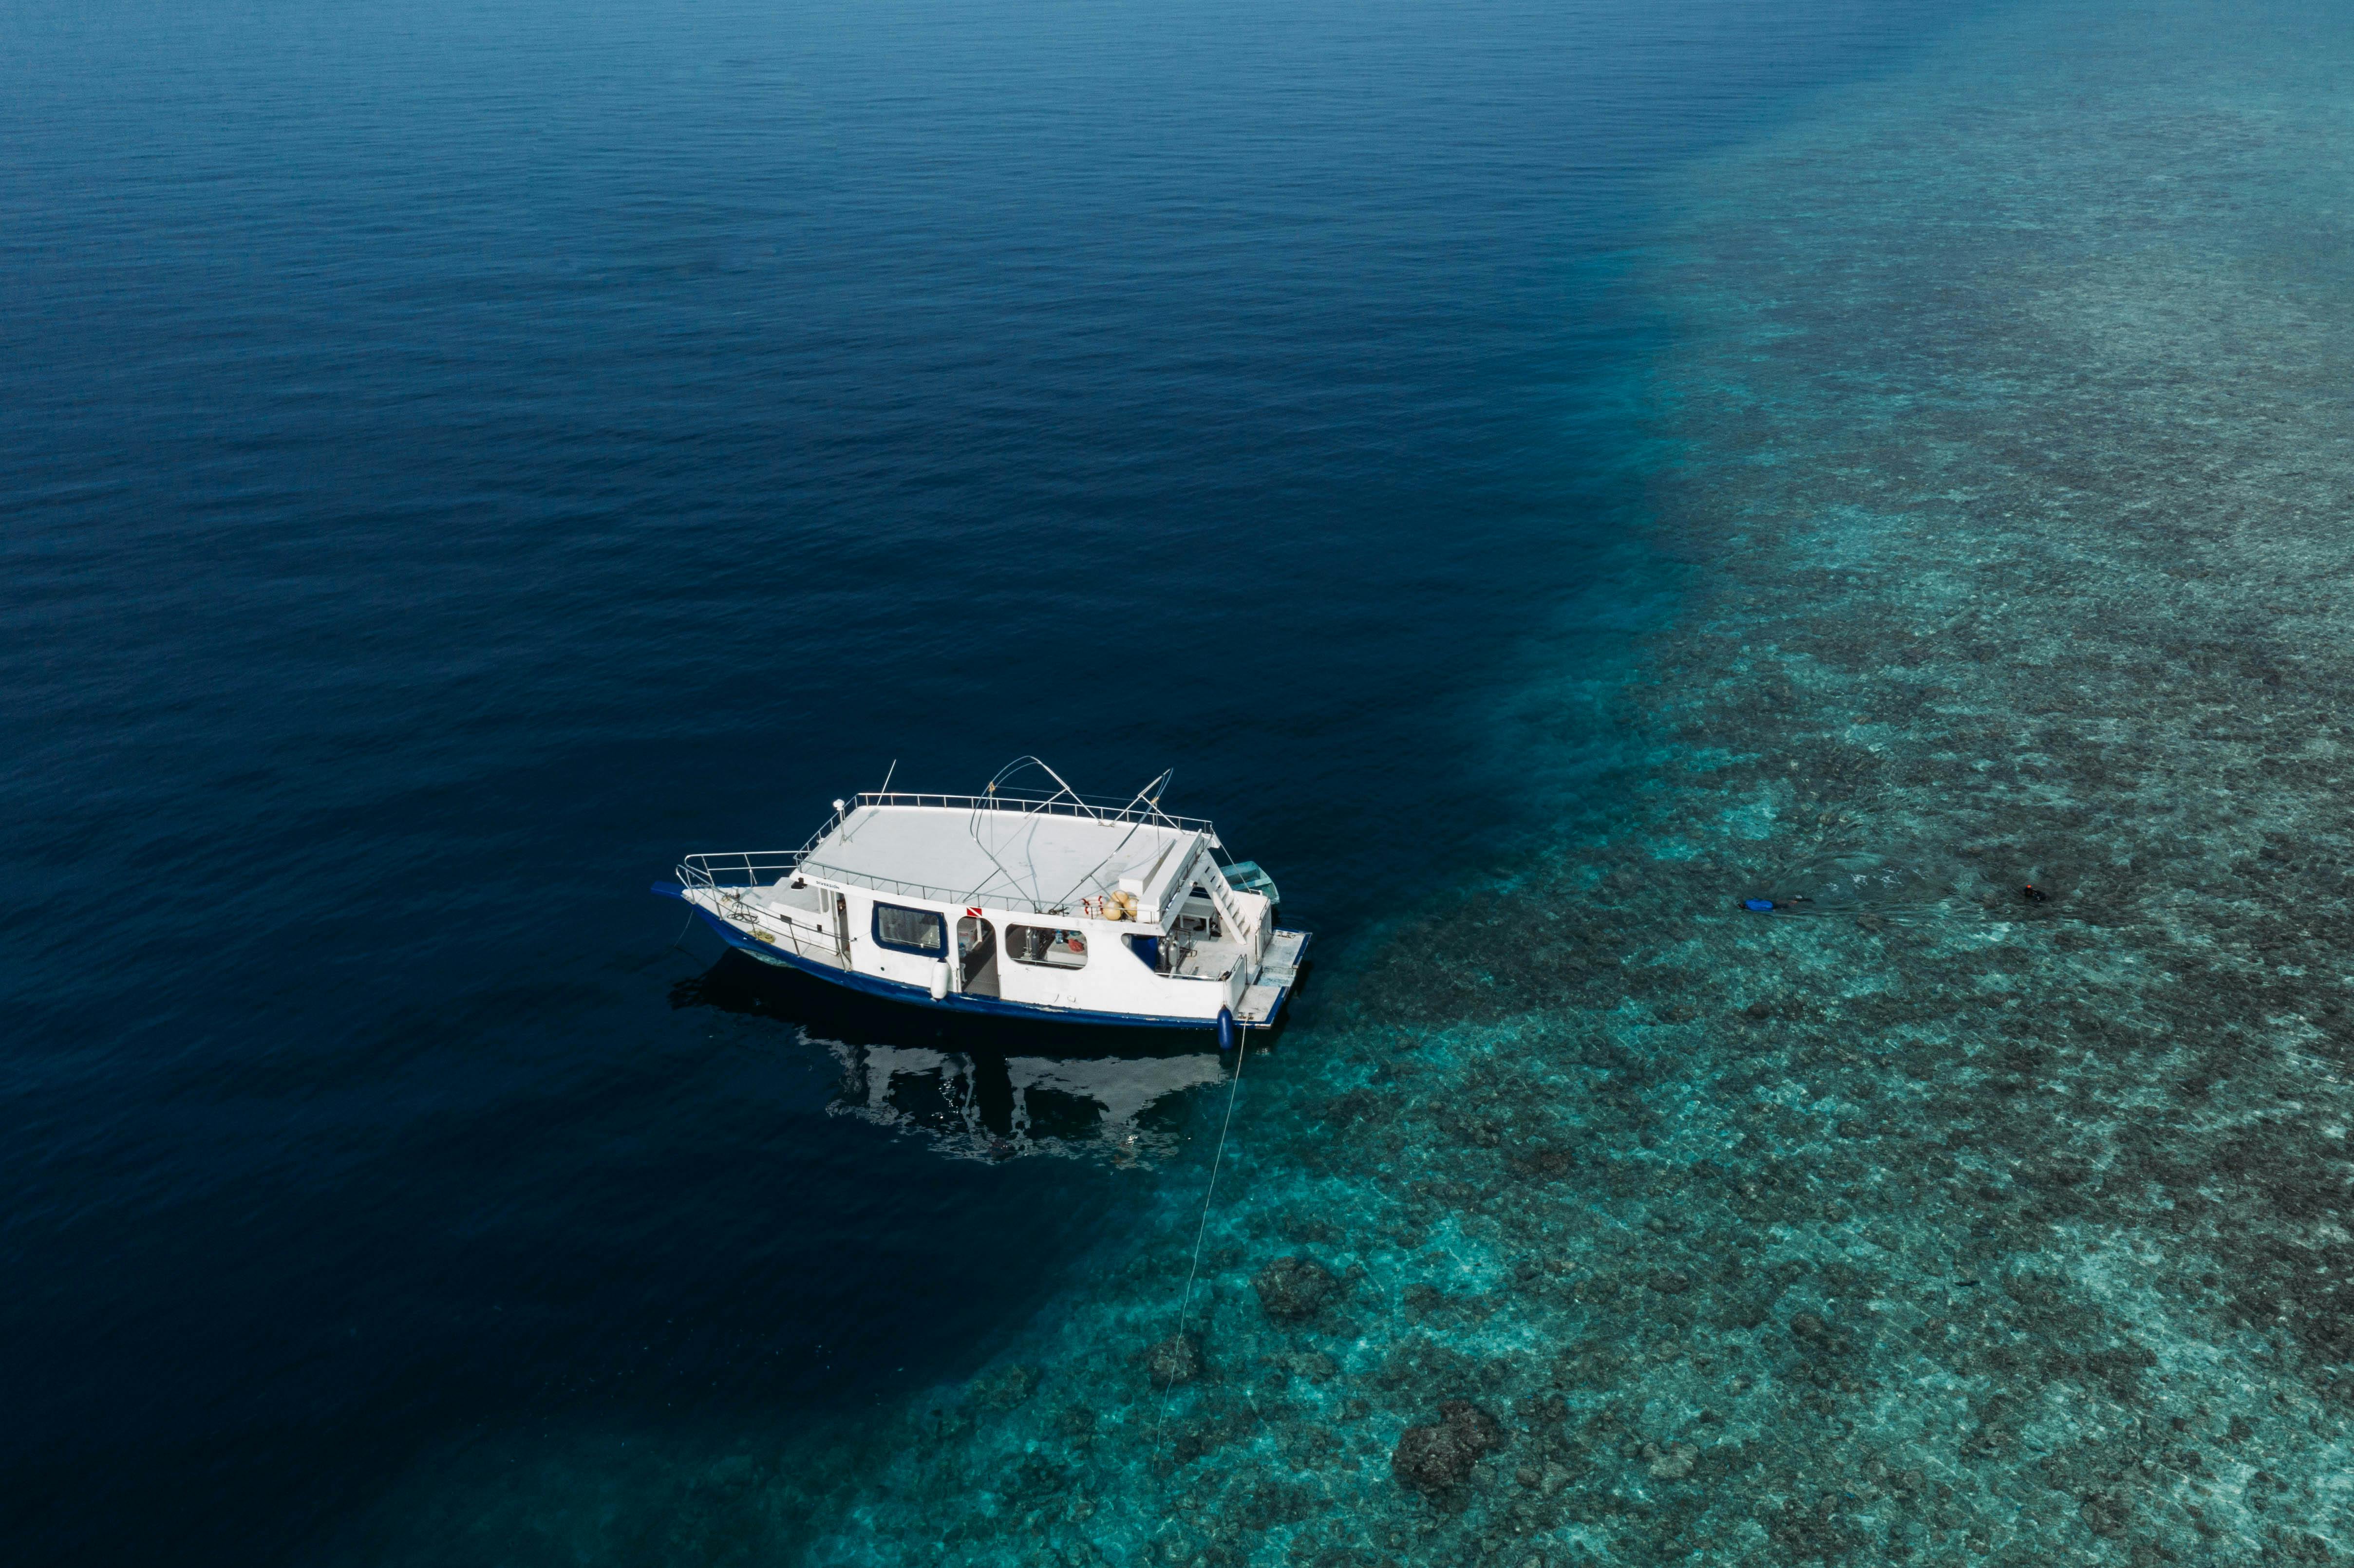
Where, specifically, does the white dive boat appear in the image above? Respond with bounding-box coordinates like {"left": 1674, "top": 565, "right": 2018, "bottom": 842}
{"left": 653, "top": 760, "right": 1311, "bottom": 1045}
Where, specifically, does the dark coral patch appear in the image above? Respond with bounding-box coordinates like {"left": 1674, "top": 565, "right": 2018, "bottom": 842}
{"left": 1392, "top": 1399, "right": 1505, "bottom": 1495}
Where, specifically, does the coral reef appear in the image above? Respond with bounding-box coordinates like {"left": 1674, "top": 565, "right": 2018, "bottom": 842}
{"left": 1254, "top": 1257, "right": 1342, "bottom": 1322}
{"left": 1392, "top": 1400, "right": 1505, "bottom": 1499}
{"left": 1146, "top": 1335, "right": 1202, "bottom": 1389}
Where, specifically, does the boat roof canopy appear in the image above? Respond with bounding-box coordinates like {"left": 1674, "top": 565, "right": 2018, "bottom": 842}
{"left": 801, "top": 801, "right": 1209, "bottom": 916}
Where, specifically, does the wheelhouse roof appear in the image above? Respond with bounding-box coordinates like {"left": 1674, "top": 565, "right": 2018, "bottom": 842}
{"left": 800, "top": 801, "right": 1205, "bottom": 915}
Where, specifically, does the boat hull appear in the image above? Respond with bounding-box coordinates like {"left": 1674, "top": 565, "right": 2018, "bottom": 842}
{"left": 656, "top": 884, "right": 1305, "bottom": 1030}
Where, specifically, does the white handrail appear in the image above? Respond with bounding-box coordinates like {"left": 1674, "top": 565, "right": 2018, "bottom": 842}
{"left": 855, "top": 788, "right": 1213, "bottom": 831}
{"left": 678, "top": 852, "right": 1093, "bottom": 918}
{"left": 673, "top": 765, "right": 1222, "bottom": 919}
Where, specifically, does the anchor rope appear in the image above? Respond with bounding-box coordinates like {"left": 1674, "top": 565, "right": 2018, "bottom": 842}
{"left": 1149, "top": 1032, "right": 1251, "bottom": 1467}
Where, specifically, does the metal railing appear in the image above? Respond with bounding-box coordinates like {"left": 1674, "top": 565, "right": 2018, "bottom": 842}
{"left": 800, "top": 863, "right": 1073, "bottom": 915}
{"left": 678, "top": 844, "right": 1092, "bottom": 915}
{"left": 849, "top": 789, "right": 1214, "bottom": 832}
{"left": 675, "top": 849, "right": 812, "bottom": 894}
{"left": 678, "top": 850, "right": 1088, "bottom": 917}
{"left": 675, "top": 785, "right": 1220, "bottom": 918}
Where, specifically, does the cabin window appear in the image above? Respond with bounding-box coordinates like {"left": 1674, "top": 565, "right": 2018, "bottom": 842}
{"left": 1006, "top": 924, "right": 1089, "bottom": 969}
{"left": 871, "top": 902, "right": 946, "bottom": 957}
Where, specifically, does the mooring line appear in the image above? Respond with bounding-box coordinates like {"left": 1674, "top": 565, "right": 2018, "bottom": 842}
{"left": 1150, "top": 1034, "right": 1252, "bottom": 1463}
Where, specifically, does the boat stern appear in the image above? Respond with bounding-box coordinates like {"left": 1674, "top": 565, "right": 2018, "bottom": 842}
{"left": 1234, "top": 928, "right": 1312, "bottom": 1028}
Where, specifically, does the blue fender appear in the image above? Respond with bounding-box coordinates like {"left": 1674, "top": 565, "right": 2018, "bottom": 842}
{"left": 1216, "top": 1008, "right": 1238, "bottom": 1052}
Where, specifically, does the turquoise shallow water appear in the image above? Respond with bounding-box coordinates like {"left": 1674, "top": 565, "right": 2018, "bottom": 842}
{"left": 333, "top": 0, "right": 2354, "bottom": 1564}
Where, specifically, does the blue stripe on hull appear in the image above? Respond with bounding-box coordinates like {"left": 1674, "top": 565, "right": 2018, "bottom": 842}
{"left": 655, "top": 883, "right": 1291, "bottom": 1029}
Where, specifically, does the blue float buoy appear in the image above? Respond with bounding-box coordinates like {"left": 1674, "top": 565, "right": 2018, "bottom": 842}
{"left": 1216, "top": 1008, "right": 1238, "bottom": 1052}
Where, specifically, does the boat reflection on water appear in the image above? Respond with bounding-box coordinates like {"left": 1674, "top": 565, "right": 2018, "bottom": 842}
{"left": 671, "top": 950, "right": 1244, "bottom": 1164}
{"left": 837, "top": 1045, "right": 1227, "bottom": 1164}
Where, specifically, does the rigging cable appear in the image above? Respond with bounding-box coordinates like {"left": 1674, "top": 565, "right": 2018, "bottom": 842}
{"left": 1149, "top": 1030, "right": 1252, "bottom": 1466}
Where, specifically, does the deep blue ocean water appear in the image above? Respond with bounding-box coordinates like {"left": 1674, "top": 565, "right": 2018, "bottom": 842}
{"left": 0, "top": 1, "right": 1977, "bottom": 1561}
